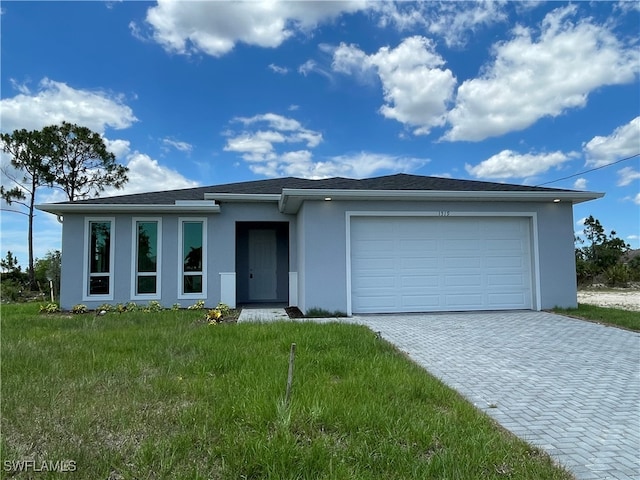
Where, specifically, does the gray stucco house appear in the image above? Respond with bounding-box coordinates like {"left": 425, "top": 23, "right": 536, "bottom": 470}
{"left": 37, "top": 174, "right": 602, "bottom": 314}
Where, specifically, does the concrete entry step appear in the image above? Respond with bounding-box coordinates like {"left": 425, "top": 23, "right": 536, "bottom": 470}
{"left": 237, "top": 308, "right": 289, "bottom": 323}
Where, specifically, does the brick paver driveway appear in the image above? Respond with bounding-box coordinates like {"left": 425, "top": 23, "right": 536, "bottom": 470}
{"left": 349, "top": 311, "right": 640, "bottom": 480}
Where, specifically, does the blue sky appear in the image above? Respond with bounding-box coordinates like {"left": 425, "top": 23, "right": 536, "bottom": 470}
{"left": 1, "top": 1, "right": 639, "bottom": 267}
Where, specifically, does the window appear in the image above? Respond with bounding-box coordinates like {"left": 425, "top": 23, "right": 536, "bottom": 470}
{"left": 132, "top": 218, "right": 161, "bottom": 299}
{"left": 178, "top": 218, "right": 207, "bottom": 298}
{"left": 84, "top": 217, "right": 115, "bottom": 300}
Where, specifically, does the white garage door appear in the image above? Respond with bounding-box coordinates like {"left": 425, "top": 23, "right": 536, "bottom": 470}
{"left": 350, "top": 216, "right": 533, "bottom": 313}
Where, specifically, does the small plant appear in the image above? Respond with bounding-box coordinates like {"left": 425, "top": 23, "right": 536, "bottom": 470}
{"left": 187, "top": 300, "right": 205, "bottom": 310}
{"left": 39, "top": 302, "right": 60, "bottom": 314}
{"left": 216, "top": 302, "right": 231, "bottom": 316}
{"left": 115, "top": 303, "right": 127, "bottom": 314}
{"left": 143, "top": 300, "right": 165, "bottom": 313}
{"left": 171, "top": 303, "right": 181, "bottom": 311}
{"left": 97, "top": 303, "right": 113, "bottom": 313}
{"left": 206, "top": 308, "right": 223, "bottom": 325}
{"left": 126, "top": 301, "right": 139, "bottom": 312}
{"left": 71, "top": 304, "right": 88, "bottom": 314}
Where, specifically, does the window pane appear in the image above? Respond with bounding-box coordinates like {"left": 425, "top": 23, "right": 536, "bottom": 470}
{"left": 183, "top": 275, "right": 202, "bottom": 294}
{"left": 183, "top": 222, "right": 203, "bottom": 272}
{"left": 90, "top": 222, "right": 111, "bottom": 273}
{"left": 137, "top": 222, "right": 158, "bottom": 273}
{"left": 137, "top": 276, "right": 157, "bottom": 294}
{"left": 89, "top": 276, "right": 109, "bottom": 295}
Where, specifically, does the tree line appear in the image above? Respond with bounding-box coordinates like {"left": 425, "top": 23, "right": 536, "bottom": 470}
{"left": 1, "top": 122, "right": 128, "bottom": 290}
{"left": 576, "top": 215, "right": 639, "bottom": 286}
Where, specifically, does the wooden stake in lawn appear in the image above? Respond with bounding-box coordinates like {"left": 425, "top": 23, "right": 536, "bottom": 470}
{"left": 285, "top": 343, "right": 296, "bottom": 406}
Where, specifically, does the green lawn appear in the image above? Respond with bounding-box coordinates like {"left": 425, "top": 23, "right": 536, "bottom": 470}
{"left": 1, "top": 303, "right": 573, "bottom": 479}
{"left": 553, "top": 304, "right": 640, "bottom": 331}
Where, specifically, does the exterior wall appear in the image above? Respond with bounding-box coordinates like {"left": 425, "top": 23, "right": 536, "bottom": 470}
{"left": 59, "top": 197, "right": 578, "bottom": 312}
{"left": 296, "top": 199, "right": 579, "bottom": 314}
{"left": 59, "top": 203, "right": 296, "bottom": 310}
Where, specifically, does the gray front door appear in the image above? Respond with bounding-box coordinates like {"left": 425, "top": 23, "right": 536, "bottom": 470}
{"left": 248, "top": 229, "right": 277, "bottom": 301}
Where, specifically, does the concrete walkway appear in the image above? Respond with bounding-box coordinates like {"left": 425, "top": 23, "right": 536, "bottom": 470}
{"left": 237, "top": 307, "right": 290, "bottom": 322}
{"left": 237, "top": 308, "right": 640, "bottom": 479}
{"left": 349, "top": 311, "right": 640, "bottom": 480}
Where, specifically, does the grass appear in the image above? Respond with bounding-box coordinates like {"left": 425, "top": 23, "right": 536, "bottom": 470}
{"left": 1, "top": 303, "right": 573, "bottom": 479}
{"left": 553, "top": 303, "right": 640, "bottom": 331}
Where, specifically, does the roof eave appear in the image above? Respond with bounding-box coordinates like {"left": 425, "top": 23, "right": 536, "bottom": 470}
{"left": 278, "top": 189, "right": 605, "bottom": 213}
{"left": 35, "top": 203, "right": 221, "bottom": 215}
{"left": 203, "top": 193, "right": 281, "bottom": 202}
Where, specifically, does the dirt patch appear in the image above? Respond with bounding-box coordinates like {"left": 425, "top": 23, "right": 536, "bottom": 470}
{"left": 285, "top": 306, "right": 305, "bottom": 318}
{"left": 577, "top": 289, "right": 640, "bottom": 311}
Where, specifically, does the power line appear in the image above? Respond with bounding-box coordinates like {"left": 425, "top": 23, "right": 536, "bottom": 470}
{"left": 535, "top": 152, "right": 640, "bottom": 187}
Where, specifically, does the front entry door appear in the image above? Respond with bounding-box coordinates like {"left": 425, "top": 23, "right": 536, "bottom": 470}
{"left": 248, "top": 229, "right": 277, "bottom": 301}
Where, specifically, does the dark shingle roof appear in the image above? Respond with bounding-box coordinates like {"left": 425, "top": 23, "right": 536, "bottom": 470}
{"left": 53, "top": 173, "right": 576, "bottom": 205}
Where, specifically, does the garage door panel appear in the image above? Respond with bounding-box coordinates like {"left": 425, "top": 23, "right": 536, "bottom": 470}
{"left": 401, "top": 275, "right": 439, "bottom": 287}
{"left": 351, "top": 216, "right": 533, "bottom": 313}
{"left": 488, "top": 292, "right": 527, "bottom": 306}
{"left": 401, "top": 295, "right": 441, "bottom": 307}
{"left": 399, "top": 257, "right": 439, "bottom": 269}
{"left": 444, "top": 274, "right": 482, "bottom": 287}
{"left": 486, "top": 238, "right": 525, "bottom": 251}
{"left": 444, "top": 257, "right": 482, "bottom": 268}
{"left": 399, "top": 239, "right": 438, "bottom": 251}
{"left": 488, "top": 274, "right": 525, "bottom": 286}
{"left": 445, "top": 294, "right": 485, "bottom": 306}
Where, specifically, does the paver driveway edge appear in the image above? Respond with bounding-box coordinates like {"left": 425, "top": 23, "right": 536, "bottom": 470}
{"left": 344, "top": 311, "right": 640, "bottom": 480}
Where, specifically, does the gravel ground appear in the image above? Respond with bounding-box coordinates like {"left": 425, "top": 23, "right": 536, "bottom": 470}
{"left": 577, "top": 289, "right": 640, "bottom": 311}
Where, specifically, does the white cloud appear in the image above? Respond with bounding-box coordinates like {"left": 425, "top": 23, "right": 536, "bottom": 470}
{"left": 137, "top": 0, "right": 368, "bottom": 57}
{"left": 573, "top": 178, "right": 588, "bottom": 190}
{"left": 0, "top": 78, "right": 137, "bottom": 134}
{"left": 268, "top": 63, "right": 289, "bottom": 75}
{"left": 584, "top": 117, "right": 640, "bottom": 167}
{"left": 576, "top": 217, "right": 588, "bottom": 227}
{"left": 617, "top": 166, "right": 640, "bottom": 186}
{"left": 298, "top": 59, "right": 334, "bottom": 81}
{"left": 224, "top": 113, "right": 323, "bottom": 164}
{"left": 634, "top": 193, "right": 640, "bottom": 206}
{"left": 103, "top": 138, "right": 131, "bottom": 158}
{"left": 223, "top": 112, "right": 426, "bottom": 178}
{"left": 101, "top": 152, "right": 199, "bottom": 197}
{"left": 332, "top": 36, "right": 457, "bottom": 135}
{"left": 162, "top": 138, "right": 193, "bottom": 154}
{"left": 375, "top": 1, "right": 508, "bottom": 48}
{"left": 444, "top": 6, "right": 640, "bottom": 141}
{"left": 465, "top": 149, "right": 576, "bottom": 179}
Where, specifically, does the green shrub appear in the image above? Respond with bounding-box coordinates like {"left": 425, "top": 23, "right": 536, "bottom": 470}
{"left": 0, "top": 279, "right": 24, "bottom": 302}
{"left": 628, "top": 256, "right": 640, "bottom": 281}
{"left": 187, "top": 300, "right": 205, "bottom": 310}
{"left": 126, "top": 301, "right": 140, "bottom": 312}
{"left": 216, "top": 302, "right": 231, "bottom": 316}
{"left": 143, "top": 300, "right": 165, "bottom": 313}
{"left": 71, "top": 304, "right": 88, "bottom": 314}
{"left": 604, "top": 263, "right": 630, "bottom": 287}
{"left": 39, "top": 302, "right": 60, "bottom": 314}
{"left": 97, "top": 303, "right": 114, "bottom": 313}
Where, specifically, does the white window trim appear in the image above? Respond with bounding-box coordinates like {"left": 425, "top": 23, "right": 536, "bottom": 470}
{"left": 83, "top": 216, "right": 116, "bottom": 302}
{"left": 131, "top": 217, "right": 162, "bottom": 300}
{"left": 177, "top": 217, "right": 207, "bottom": 300}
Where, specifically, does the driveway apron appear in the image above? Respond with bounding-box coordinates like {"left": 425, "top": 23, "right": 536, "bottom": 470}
{"left": 348, "top": 311, "right": 640, "bottom": 480}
